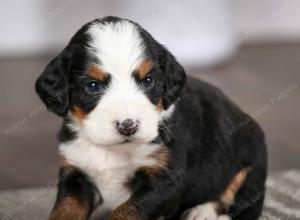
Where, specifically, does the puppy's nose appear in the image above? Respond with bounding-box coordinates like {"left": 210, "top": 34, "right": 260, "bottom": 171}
{"left": 116, "top": 119, "right": 138, "bottom": 136}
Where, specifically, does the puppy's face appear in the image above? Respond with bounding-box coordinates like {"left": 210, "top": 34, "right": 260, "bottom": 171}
{"left": 36, "top": 17, "right": 185, "bottom": 146}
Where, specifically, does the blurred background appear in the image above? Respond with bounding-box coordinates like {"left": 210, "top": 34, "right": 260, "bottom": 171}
{"left": 0, "top": 0, "right": 299, "bottom": 190}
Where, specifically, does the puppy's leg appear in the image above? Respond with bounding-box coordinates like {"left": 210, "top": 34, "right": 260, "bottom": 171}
{"left": 49, "top": 166, "right": 98, "bottom": 220}
{"left": 108, "top": 167, "right": 183, "bottom": 220}
{"left": 180, "top": 167, "right": 255, "bottom": 220}
{"left": 227, "top": 167, "right": 266, "bottom": 220}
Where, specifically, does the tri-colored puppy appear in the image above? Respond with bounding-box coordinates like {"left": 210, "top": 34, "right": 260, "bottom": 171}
{"left": 36, "top": 16, "right": 267, "bottom": 220}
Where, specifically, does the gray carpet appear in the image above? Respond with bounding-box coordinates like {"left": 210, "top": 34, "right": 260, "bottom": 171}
{"left": 0, "top": 170, "right": 300, "bottom": 220}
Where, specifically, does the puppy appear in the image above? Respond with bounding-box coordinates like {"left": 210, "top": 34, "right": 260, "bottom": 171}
{"left": 36, "top": 16, "right": 267, "bottom": 220}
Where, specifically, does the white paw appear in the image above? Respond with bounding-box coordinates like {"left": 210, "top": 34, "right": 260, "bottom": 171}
{"left": 181, "top": 202, "right": 218, "bottom": 220}
{"left": 218, "top": 215, "right": 231, "bottom": 220}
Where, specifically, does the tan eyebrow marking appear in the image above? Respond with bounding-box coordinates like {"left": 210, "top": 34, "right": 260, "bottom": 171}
{"left": 136, "top": 59, "right": 154, "bottom": 80}
{"left": 87, "top": 65, "right": 107, "bottom": 81}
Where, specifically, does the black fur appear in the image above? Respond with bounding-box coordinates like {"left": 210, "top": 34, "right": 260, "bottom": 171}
{"left": 122, "top": 78, "right": 267, "bottom": 220}
{"left": 36, "top": 16, "right": 267, "bottom": 220}
{"left": 164, "top": 78, "right": 267, "bottom": 219}
{"left": 35, "top": 19, "right": 98, "bottom": 117}
{"left": 35, "top": 49, "right": 71, "bottom": 117}
{"left": 135, "top": 20, "right": 186, "bottom": 108}
{"left": 53, "top": 166, "right": 100, "bottom": 218}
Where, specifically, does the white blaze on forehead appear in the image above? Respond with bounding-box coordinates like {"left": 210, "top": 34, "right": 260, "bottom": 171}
{"left": 88, "top": 20, "right": 145, "bottom": 76}
{"left": 77, "top": 20, "right": 174, "bottom": 146}
{"left": 82, "top": 20, "right": 159, "bottom": 145}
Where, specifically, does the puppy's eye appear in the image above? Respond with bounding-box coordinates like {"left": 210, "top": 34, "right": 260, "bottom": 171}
{"left": 142, "top": 76, "right": 155, "bottom": 89}
{"left": 86, "top": 81, "right": 101, "bottom": 94}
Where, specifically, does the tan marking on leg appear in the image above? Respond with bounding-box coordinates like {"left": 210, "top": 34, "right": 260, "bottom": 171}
{"left": 219, "top": 168, "right": 251, "bottom": 210}
{"left": 109, "top": 199, "right": 141, "bottom": 220}
{"left": 182, "top": 167, "right": 250, "bottom": 219}
{"left": 49, "top": 196, "right": 89, "bottom": 220}
{"left": 87, "top": 65, "right": 107, "bottom": 81}
{"left": 136, "top": 59, "right": 153, "bottom": 80}
{"left": 149, "top": 147, "right": 169, "bottom": 168}
{"left": 140, "top": 147, "right": 169, "bottom": 176}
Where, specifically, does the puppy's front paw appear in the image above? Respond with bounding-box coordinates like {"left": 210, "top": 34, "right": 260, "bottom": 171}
{"left": 181, "top": 202, "right": 218, "bottom": 220}
{"left": 217, "top": 215, "right": 231, "bottom": 220}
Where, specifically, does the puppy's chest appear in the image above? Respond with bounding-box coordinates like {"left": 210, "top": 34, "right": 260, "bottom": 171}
{"left": 89, "top": 158, "right": 135, "bottom": 210}
{"left": 59, "top": 141, "right": 161, "bottom": 210}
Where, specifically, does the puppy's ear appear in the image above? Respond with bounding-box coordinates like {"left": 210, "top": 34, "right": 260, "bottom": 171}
{"left": 35, "top": 48, "right": 72, "bottom": 117}
{"left": 161, "top": 49, "right": 186, "bottom": 109}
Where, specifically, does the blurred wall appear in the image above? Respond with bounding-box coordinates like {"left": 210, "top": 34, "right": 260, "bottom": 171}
{"left": 233, "top": 0, "right": 300, "bottom": 43}
{"left": 0, "top": 0, "right": 299, "bottom": 65}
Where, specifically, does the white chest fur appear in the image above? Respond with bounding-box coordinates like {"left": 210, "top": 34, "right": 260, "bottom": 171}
{"left": 59, "top": 139, "right": 161, "bottom": 211}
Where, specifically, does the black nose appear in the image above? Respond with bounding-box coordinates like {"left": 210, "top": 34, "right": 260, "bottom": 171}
{"left": 116, "top": 119, "right": 138, "bottom": 136}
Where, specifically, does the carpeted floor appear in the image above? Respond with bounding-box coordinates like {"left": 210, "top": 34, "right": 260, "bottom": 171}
{"left": 0, "top": 170, "right": 300, "bottom": 220}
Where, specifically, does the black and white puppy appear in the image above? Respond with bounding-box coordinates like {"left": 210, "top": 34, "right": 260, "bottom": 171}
{"left": 36, "top": 16, "right": 267, "bottom": 220}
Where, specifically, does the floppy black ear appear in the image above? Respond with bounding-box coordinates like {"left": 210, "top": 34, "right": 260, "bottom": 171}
{"left": 161, "top": 50, "right": 186, "bottom": 109}
{"left": 35, "top": 49, "right": 71, "bottom": 117}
